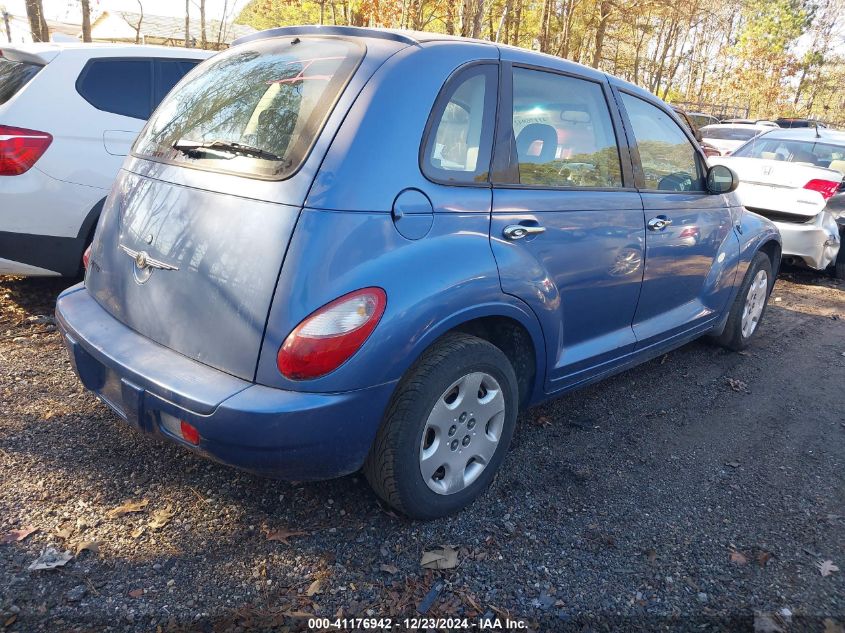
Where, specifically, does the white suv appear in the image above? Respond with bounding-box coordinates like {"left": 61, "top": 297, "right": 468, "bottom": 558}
{"left": 0, "top": 43, "right": 212, "bottom": 276}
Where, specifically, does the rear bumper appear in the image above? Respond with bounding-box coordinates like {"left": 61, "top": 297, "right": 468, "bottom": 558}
{"left": 773, "top": 211, "right": 840, "bottom": 270}
{"left": 55, "top": 284, "right": 396, "bottom": 479}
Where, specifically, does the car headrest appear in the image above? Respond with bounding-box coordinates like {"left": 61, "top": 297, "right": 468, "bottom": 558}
{"left": 516, "top": 123, "right": 558, "bottom": 164}
{"left": 828, "top": 159, "right": 845, "bottom": 175}
{"left": 561, "top": 110, "right": 590, "bottom": 123}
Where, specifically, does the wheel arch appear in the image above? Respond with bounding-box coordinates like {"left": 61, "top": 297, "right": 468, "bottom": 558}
{"left": 400, "top": 300, "right": 547, "bottom": 410}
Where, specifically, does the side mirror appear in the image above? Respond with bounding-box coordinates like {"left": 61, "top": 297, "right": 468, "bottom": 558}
{"left": 707, "top": 164, "right": 739, "bottom": 194}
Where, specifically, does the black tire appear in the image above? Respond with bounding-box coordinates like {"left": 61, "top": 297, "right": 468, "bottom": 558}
{"left": 364, "top": 333, "right": 518, "bottom": 520}
{"left": 833, "top": 231, "right": 845, "bottom": 280}
{"left": 714, "top": 251, "right": 773, "bottom": 351}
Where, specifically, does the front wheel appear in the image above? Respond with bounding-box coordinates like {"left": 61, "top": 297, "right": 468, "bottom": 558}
{"left": 714, "top": 251, "right": 773, "bottom": 351}
{"left": 364, "top": 333, "right": 518, "bottom": 520}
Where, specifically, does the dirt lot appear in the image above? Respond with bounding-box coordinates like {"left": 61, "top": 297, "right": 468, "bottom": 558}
{"left": 0, "top": 271, "right": 843, "bottom": 632}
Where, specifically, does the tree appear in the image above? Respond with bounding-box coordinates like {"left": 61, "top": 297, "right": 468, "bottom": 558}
{"left": 81, "top": 0, "right": 91, "bottom": 42}
{"left": 200, "top": 0, "right": 207, "bottom": 48}
{"left": 25, "top": 0, "right": 49, "bottom": 42}
{"left": 185, "top": 0, "right": 190, "bottom": 47}
{"left": 132, "top": 0, "right": 144, "bottom": 44}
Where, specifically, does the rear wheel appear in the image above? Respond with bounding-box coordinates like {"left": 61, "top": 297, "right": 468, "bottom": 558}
{"left": 714, "top": 251, "right": 773, "bottom": 351}
{"left": 364, "top": 333, "right": 518, "bottom": 520}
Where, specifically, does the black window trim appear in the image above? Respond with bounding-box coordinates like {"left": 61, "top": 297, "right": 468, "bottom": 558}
{"left": 613, "top": 86, "right": 711, "bottom": 196}
{"left": 490, "top": 61, "right": 637, "bottom": 192}
{"left": 419, "top": 60, "right": 499, "bottom": 188}
{"left": 130, "top": 35, "right": 366, "bottom": 183}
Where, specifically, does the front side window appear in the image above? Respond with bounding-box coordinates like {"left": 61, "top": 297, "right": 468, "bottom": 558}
{"left": 620, "top": 93, "right": 705, "bottom": 192}
{"left": 134, "top": 37, "right": 363, "bottom": 179}
{"left": 77, "top": 59, "right": 153, "bottom": 119}
{"left": 422, "top": 64, "right": 498, "bottom": 184}
{"left": 506, "top": 68, "right": 622, "bottom": 188}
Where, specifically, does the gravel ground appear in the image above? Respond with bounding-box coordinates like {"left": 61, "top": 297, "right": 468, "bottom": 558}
{"left": 0, "top": 271, "right": 843, "bottom": 633}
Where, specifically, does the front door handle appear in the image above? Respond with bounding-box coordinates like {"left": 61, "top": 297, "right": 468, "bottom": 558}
{"left": 503, "top": 224, "right": 546, "bottom": 240}
{"left": 647, "top": 216, "right": 673, "bottom": 231}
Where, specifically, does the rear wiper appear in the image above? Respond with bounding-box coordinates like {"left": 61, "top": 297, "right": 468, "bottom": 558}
{"left": 172, "top": 139, "right": 282, "bottom": 161}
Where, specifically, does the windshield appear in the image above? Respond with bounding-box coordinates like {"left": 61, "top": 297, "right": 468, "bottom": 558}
{"left": 701, "top": 126, "right": 759, "bottom": 141}
{"left": 134, "top": 37, "right": 363, "bottom": 179}
{"left": 0, "top": 58, "right": 42, "bottom": 106}
{"left": 732, "top": 137, "right": 845, "bottom": 171}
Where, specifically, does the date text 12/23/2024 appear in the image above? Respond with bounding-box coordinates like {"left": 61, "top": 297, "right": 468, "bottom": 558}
{"left": 308, "top": 617, "right": 528, "bottom": 630}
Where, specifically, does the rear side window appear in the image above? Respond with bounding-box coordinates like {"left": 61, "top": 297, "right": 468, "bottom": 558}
{"left": 134, "top": 37, "right": 363, "bottom": 180}
{"left": 507, "top": 68, "right": 623, "bottom": 188}
{"left": 155, "top": 59, "right": 199, "bottom": 103}
{"left": 620, "top": 93, "right": 705, "bottom": 192}
{"left": 77, "top": 59, "right": 153, "bottom": 119}
{"left": 0, "top": 58, "right": 42, "bottom": 106}
{"left": 700, "top": 126, "right": 759, "bottom": 141}
{"left": 422, "top": 64, "right": 498, "bottom": 184}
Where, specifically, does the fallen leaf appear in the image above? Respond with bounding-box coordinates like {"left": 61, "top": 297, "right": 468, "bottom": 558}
{"left": 730, "top": 550, "right": 748, "bottom": 565}
{"left": 818, "top": 559, "right": 840, "bottom": 577}
{"left": 726, "top": 461, "right": 741, "bottom": 468}
{"left": 4, "top": 615, "right": 17, "bottom": 627}
{"left": 645, "top": 549, "right": 657, "bottom": 562}
{"left": 28, "top": 546, "right": 73, "bottom": 571}
{"left": 107, "top": 499, "right": 149, "bottom": 519}
{"left": 380, "top": 564, "right": 399, "bottom": 575}
{"left": 128, "top": 588, "right": 144, "bottom": 598}
{"left": 824, "top": 618, "right": 844, "bottom": 633}
{"left": 756, "top": 550, "right": 773, "bottom": 567}
{"left": 306, "top": 579, "right": 322, "bottom": 596}
{"left": 726, "top": 377, "right": 748, "bottom": 393}
{"left": 55, "top": 526, "right": 73, "bottom": 540}
{"left": 753, "top": 611, "right": 785, "bottom": 633}
{"left": 1, "top": 526, "right": 38, "bottom": 544}
{"left": 421, "top": 546, "right": 458, "bottom": 570}
{"left": 266, "top": 528, "right": 307, "bottom": 545}
{"left": 75, "top": 541, "right": 99, "bottom": 556}
{"left": 148, "top": 505, "right": 174, "bottom": 530}
{"left": 282, "top": 611, "right": 313, "bottom": 618}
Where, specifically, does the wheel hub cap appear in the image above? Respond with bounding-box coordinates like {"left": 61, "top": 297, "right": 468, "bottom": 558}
{"left": 419, "top": 372, "right": 506, "bottom": 495}
{"left": 741, "top": 269, "right": 768, "bottom": 338}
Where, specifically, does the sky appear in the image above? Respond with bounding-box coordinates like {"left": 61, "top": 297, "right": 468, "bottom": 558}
{"left": 2, "top": 0, "right": 250, "bottom": 22}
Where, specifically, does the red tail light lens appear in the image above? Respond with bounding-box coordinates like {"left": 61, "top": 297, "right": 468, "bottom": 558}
{"left": 277, "top": 287, "right": 387, "bottom": 380}
{"left": 804, "top": 179, "right": 840, "bottom": 200}
{"left": 82, "top": 245, "right": 92, "bottom": 270}
{"left": 180, "top": 420, "right": 200, "bottom": 445}
{"left": 0, "top": 125, "right": 52, "bottom": 176}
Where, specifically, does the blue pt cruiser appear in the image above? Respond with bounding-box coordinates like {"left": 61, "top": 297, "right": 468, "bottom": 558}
{"left": 56, "top": 26, "right": 781, "bottom": 519}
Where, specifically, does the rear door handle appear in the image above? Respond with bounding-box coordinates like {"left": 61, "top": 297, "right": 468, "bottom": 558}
{"left": 503, "top": 225, "right": 546, "bottom": 240}
{"left": 647, "top": 216, "right": 673, "bottom": 231}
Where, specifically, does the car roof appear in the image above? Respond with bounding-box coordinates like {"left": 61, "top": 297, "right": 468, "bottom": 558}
{"left": 1, "top": 42, "right": 213, "bottom": 65}
{"left": 755, "top": 127, "right": 845, "bottom": 144}
{"left": 701, "top": 123, "right": 770, "bottom": 131}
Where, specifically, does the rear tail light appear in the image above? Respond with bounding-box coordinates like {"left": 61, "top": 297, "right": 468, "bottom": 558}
{"left": 804, "top": 179, "right": 840, "bottom": 200}
{"left": 277, "top": 287, "right": 387, "bottom": 380}
{"left": 0, "top": 125, "right": 52, "bottom": 176}
{"left": 180, "top": 420, "right": 200, "bottom": 445}
{"left": 82, "top": 245, "right": 92, "bottom": 270}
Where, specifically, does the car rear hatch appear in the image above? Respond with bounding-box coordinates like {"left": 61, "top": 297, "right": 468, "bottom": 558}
{"left": 85, "top": 34, "right": 402, "bottom": 381}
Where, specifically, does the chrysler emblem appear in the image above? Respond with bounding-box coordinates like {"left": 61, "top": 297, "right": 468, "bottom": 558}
{"left": 119, "top": 244, "right": 178, "bottom": 284}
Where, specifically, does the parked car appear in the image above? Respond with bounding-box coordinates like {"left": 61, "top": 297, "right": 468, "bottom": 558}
{"left": 0, "top": 43, "right": 212, "bottom": 277}
{"left": 672, "top": 107, "right": 720, "bottom": 157}
{"left": 722, "top": 118, "right": 779, "bottom": 128}
{"left": 700, "top": 123, "right": 771, "bottom": 155}
{"left": 56, "top": 26, "right": 780, "bottom": 519}
{"left": 775, "top": 117, "right": 828, "bottom": 129}
{"left": 686, "top": 112, "right": 719, "bottom": 128}
{"left": 711, "top": 128, "right": 845, "bottom": 277}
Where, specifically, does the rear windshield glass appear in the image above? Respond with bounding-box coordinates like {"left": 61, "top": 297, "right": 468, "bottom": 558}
{"left": 0, "top": 58, "right": 42, "bottom": 106}
{"left": 700, "top": 126, "right": 759, "bottom": 141}
{"left": 732, "top": 137, "right": 845, "bottom": 170}
{"left": 133, "top": 37, "right": 363, "bottom": 179}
